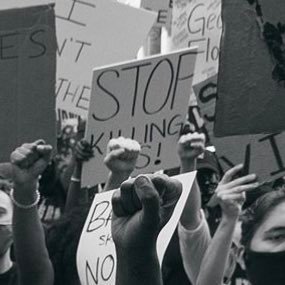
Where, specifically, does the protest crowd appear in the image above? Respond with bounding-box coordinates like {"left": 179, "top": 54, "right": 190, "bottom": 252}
{"left": 0, "top": 0, "right": 285, "bottom": 285}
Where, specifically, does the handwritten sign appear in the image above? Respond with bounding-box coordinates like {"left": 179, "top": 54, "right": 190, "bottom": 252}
{"left": 141, "top": 0, "right": 171, "bottom": 27}
{"left": 76, "top": 171, "right": 197, "bottom": 285}
{"left": 82, "top": 47, "right": 198, "bottom": 187}
{"left": 215, "top": 133, "right": 285, "bottom": 183}
{"left": 170, "top": 0, "right": 222, "bottom": 84}
{"left": 0, "top": 4, "right": 56, "bottom": 162}
{"left": 193, "top": 76, "right": 285, "bottom": 183}
{"left": 214, "top": 0, "right": 285, "bottom": 137}
{"left": 193, "top": 74, "right": 217, "bottom": 137}
{"left": 55, "top": 0, "right": 157, "bottom": 117}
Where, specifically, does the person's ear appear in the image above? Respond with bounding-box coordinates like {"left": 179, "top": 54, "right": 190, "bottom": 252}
{"left": 238, "top": 245, "right": 246, "bottom": 270}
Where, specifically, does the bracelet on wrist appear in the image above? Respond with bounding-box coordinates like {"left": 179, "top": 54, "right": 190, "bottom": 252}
{"left": 71, "top": 176, "right": 81, "bottom": 183}
{"left": 10, "top": 188, "right": 40, "bottom": 209}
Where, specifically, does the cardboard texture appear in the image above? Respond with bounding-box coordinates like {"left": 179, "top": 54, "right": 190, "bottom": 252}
{"left": 55, "top": 0, "right": 157, "bottom": 117}
{"left": 0, "top": 4, "right": 56, "bottom": 162}
{"left": 76, "top": 172, "right": 196, "bottom": 285}
{"left": 170, "top": 0, "right": 222, "bottom": 84}
{"left": 194, "top": 76, "right": 285, "bottom": 183}
{"left": 215, "top": 0, "right": 285, "bottom": 137}
{"left": 82, "top": 47, "right": 198, "bottom": 187}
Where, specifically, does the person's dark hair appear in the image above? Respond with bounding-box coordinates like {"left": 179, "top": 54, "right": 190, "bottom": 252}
{"left": 243, "top": 183, "right": 273, "bottom": 209}
{"left": 0, "top": 179, "right": 12, "bottom": 196}
{"left": 46, "top": 203, "right": 90, "bottom": 285}
{"left": 241, "top": 188, "right": 285, "bottom": 250}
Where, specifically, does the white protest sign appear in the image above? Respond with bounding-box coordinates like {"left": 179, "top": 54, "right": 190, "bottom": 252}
{"left": 82, "top": 47, "right": 198, "bottom": 187}
{"left": 77, "top": 171, "right": 196, "bottom": 285}
{"left": 170, "top": 0, "right": 222, "bottom": 84}
{"left": 55, "top": 0, "right": 157, "bottom": 117}
{"left": 156, "top": 172, "right": 196, "bottom": 262}
{"left": 141, "top": 0, "right": 171, "bottom": 27}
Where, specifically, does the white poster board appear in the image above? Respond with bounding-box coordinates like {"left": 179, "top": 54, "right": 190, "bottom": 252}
{"left": 170, "top": 0, "right": 222, "bottom": 84}
{"left": 55, "top": 0, "right": 157, "bottom": 117}
{"left": 82, "top": 47, "right": 198, "bottom": 187}
{"left": 141, "top": 0, "right": 171, "bottom": 27}
{"left": 77, "top": 171, "right": 196, "bottom": 285}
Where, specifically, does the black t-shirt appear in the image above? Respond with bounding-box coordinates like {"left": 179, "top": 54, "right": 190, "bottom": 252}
{"left": 0, "top": 264, "right": 18, "bottom": 285}
{"left": 162, "top": 229, "right": 192, "bottom": 285}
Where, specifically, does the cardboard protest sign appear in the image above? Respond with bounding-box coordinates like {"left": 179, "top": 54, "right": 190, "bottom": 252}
{"left": 55, "top": 0, "right": 157, "bottom": 117}
{"left": 170, "top": 0, "right": 222, "bottom": 84}
{"left": 214, "top": 0, "right": 285, "bottom": 137}
{"left": 82, "top": 47, "right": 198, "bottom": 187}
{"left": 193, "top": 74, "right": 217, "bottom": 137}
{"left": 194, "top": 76, "right": 285, "bottom": 183}
{"left": 215, "top": 133, "right": 285, "bottom": 183}
{"left": 57, "top": 109, "right": 80, "bottom": 126}
{"left": 141, "top": 0, "right": 171, "bottom": 27}
{"left": 0, "top": 0, "right": 54, "bottom": 10}
{"left": 0, "top": 4, "right": 56, "bottom": 162}
{"left": 76, "top": 171, "right": 196, "bottom": 285}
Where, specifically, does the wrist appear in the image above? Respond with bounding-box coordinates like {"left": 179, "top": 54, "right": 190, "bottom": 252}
{"left": 13, "top": 179, "right": 38, "bottom": 193}
{"left": 13, "top": 183, "right": 39, "bottom": 206}
{"left": 72, "top": 163, "right": 82, "bottom": 179}
{"left": 221, "top": 213, "right": 239, "bottom": 224}
{"left": 71, "top": 154, "right": 84, "bottom": 168}
{"left": 109, "top": 171, "right": 131, "bottom": 182}
{"left": 116, "top": 244, "right": 160, "bottom": 275}
{"left": 116, "top": 257, "right": 161, "bottom": 285}
{"left": 180, "top": 158, "right": 197, "bottom": 172}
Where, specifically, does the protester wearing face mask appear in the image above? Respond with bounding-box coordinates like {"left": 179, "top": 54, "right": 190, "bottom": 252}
{"left": 194, "top": 165, "right": 259, "bottom": 285}
{"left": 0, "top": 186, "right": 15, "bottom": 285}
{"left": 241, "top": 189, "right": 285, "bottom": 285}
{"left": 196, "top": 150, "right": 222, "bottom": 235}
{"left": 0, "top": 165, "right": 17, "bottom": 285}
{"left": 10, "top": 139, "right": 182, "bottom": 285}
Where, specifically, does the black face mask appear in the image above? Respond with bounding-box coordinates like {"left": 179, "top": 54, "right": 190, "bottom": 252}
{"left": 0, "top": 225, "right": 12, "bottom": 256}
{"left": 245, "top": 250, "right": 285, "bottom": 285}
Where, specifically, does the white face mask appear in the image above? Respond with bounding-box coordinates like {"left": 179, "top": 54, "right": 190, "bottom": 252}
{"left": 0, "top": 190, "right": 13, "bottom": 257}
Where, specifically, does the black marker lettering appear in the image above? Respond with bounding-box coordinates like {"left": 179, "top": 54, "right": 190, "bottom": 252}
{"left": 29, "top": 29, "right": 47, "bottom": 58}
{"left": 92, "top": 70, "right": 120, "bottom": 121}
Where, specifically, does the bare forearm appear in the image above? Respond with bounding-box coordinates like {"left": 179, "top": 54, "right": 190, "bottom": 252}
{"left": 13, "top": 184, "right": 54, "bottom": 285}
{"left": 116, "top": 248, "right": 162, "bottom": 285}
{"left": 179, "top": 156, "right": 201, "bottom": 230}
{"left": 65, "top": 163, "right": 87, "bottom": 213}
{"left": 180, "top": 158, "right": 196, "bottom": 174}
{"left": 60, "top": 157, "right": 76, "bottom": 193}
{"left": 180, "top": 180, "right": 202, "bottom": 230}
{"left": 196, "top": 216, "right": 237, "bottom": 285}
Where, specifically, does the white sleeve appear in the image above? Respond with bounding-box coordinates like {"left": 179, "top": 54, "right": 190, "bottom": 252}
{"left": 178, "top": 210, "right": 211, "bottom": 284}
